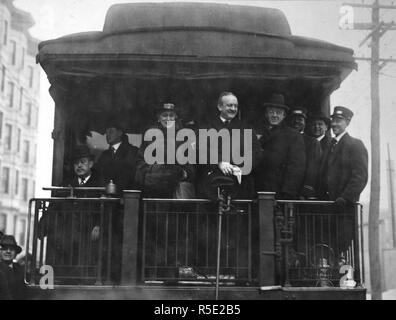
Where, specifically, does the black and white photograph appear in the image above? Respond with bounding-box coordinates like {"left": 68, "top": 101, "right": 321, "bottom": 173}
{"left": 0, "top": 0, "right": 395, "bottom": 303}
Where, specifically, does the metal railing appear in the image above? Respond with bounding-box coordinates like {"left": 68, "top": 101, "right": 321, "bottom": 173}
{"left": 141, "top": 198, "right": 257, "bottom": 285}
{"left": 275, "top": 200, "right": 364, "bottom": 288}
{"left": 27, "top": 196, "right": 121, "bottom": 285}
{"left": 25, "top": 193, "right": 364, "bottom": 290}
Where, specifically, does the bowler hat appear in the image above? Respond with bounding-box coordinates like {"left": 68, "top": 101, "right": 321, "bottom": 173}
{"left": 263, "top": 94, "right": 289, "bottom": 111}
{"left": 72, "top": 145, "right": 94, "bottom": 162}
{"left": 106, "top": 118, "right": 128, "bottom": 132}
{"left": 290, "top": 107, "right": 308, "bottom": 119}
{"left": 0, "top": 235, "right": 22, "bottom": 254}
{"left": 331, "top": 106, "right": 354, "bottom": 121}
{"left": 310, "top": 112, "right": 330, "bottom": 127}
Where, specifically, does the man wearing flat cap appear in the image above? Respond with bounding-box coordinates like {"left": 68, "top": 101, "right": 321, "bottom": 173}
{"left": 0, "top": 235, "right": 26, "bottom": 299}
{"left": 318, "top": 106, "right": 368, "bottom": 206}
{"left": 255, "top": 94, "right": 306, "bottom": 199}
{"left": 289, "top": 107, "right": 322, "bottom": 199}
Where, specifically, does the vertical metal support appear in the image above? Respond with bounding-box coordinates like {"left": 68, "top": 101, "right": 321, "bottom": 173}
{"left": 26, "top": 200, "right": 34, "bottom": 284}
{"left": 215, "top": 199, "right": 224, "bottom": 301}
{"left": 31, "top": 200, "right": 40, "bottom": 285}
{"left": 121, "top": 190, "right": 141, "bottom": 285}
{"left": 357, "top": 203, "right": 365, "bottom": 287}
{"left": 257, "top": 192, "right": 276, "bottom": 286}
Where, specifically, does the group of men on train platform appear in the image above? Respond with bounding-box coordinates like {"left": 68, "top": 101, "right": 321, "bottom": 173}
{"left": 35, "top": 91, "right": 368, "bottom": 285}
{"left": 60, "top": 91, "right": 368, "bottom": 207}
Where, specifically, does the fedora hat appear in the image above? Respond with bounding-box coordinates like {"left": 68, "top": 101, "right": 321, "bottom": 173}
{"left": 0, "top": 235, "right": 22, "bottom": 254}
{"left": 71, "top": 145, "right": 94, "bottom": 162}
{"left": 263, "top": 93, "right": 289, "bottom": 111}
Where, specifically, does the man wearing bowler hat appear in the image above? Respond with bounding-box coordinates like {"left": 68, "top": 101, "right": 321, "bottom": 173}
{"left": 255, "top": 94, "right": 306, "bottom": 199}
{"left": 38, "top": 146, "right": 105, "bottom": 283}
{"left": 318, "top": 106, "right": 368, "bottom": 206}
{"left": 289, "top": 107, "right": 322, "bottom": 199}
{"left": 0, "top": 235, "right": 26, "bottom": 299}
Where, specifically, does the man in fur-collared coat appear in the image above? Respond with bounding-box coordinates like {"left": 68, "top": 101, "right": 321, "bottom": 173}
{"left": 318, "top": 106, "right": 368, "bottom": 206}
{"left": 255, "top": 94, "right": 306, "bottom": 199}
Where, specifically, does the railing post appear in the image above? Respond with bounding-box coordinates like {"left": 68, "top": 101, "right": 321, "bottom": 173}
{"left": 121, "top": 190, "right": 141, "bottom": 285}
{"left": 257, "top": 192, "right": 276, "bottom": 286}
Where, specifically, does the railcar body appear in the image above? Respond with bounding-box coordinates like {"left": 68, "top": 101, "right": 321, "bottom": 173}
{"left": 28, "top": 2, "right": 364, "bottom": 300}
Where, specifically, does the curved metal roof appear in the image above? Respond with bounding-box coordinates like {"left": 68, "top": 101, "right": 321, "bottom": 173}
{"left": 37, "top": 2, "right": 356, "bottom": 81}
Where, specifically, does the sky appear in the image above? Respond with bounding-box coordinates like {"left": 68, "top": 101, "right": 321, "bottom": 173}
{"left": 12, "top": 0, "right": 396, "bottom": 210}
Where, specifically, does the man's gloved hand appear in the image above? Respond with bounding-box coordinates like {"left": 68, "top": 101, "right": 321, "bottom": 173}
{"left": 219, "top": 162, "right": 234, "bottom": 175}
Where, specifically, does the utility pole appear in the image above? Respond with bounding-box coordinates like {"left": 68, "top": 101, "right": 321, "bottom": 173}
{"left": 387, "top": 144, "right": 396, "bottom": 248}
{"left": 342, "top": 0, "right": 396, "bottom": 300}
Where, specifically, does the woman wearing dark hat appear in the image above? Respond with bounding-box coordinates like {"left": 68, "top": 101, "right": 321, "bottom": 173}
{"left": 135, "top": 103, "right": 196, "bottom": 198}
{"left": 0, "top": 235, "right": 26, "bottom": 299}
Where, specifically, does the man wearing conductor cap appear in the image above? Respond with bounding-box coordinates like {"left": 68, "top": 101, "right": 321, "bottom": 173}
{"left": 318, "top": 106, "right": 368, "bottom": 207}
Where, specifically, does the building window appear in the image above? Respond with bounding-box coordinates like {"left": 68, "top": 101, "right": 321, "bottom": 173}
{"left": 17, "top": 219, "right": 26, "bottom": 247}
{"left": 22, "top": 178, "right": 28, "bottom": 201}
{"left": 17, "top": 128, "right": 21, "bottom": 152}
{"left": 1, "top": 167, "right": 10, "bottom": 194}
{"left": 21, "top": 47, "right": 25, "bottom": 69}
{"left": 1, "top": 66, "right": 5, "bottom": 92}
{"left": 19, "top": 88, "right": 23, "bottom": 110}
{"left": 4, "top": 124, "right": 12, "bottom": 150}
{"left": 26, "top": 103, "right": 32, "bottom": 125}
{"left": 10, "top": 40, "right": 17, "bottom": 65}
{"left": 28, "top": 66, "right": 34, "bottom": 88}
{"left": 3, "top": 20, "right": 8, "bottom": 45}
{"left": 23, "top": 140, "right": 30, "bottom": 163}
{"left": 15, "top": 170, "right": 19, "bottom": 195}
{"left": 8, "top": 82, "right": 14, "bottom": 107}
{"left": 0, "top": 111, "right": 3, "bottom": 139}
{"left": 0, "top": 213, "right": 6, "bottom": 234}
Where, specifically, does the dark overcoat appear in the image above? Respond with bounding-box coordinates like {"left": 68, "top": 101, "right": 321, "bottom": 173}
{"left": 318, "top": 133, "right": 368, "bottom": 203}
{"left": 95, "top": 138, "right": 139, "bottom": 194}
{"left": 300, "top": 133, "right": 322, "bottom": 198}
{"left": 197, "top": 117, "right": 262, "bottom": 199}
{"left": 0, "top": 262, "right": 26, "bottom": 300}
{"left": 255, "top": 123, "right": 306, "bottom": 198}
{"left": 135, "top": 125, "right": 196, "bottom": 198}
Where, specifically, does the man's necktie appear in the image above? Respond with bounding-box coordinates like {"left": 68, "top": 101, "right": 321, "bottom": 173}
{"left": 110, "top": 147, "right": 116, "bottom": 158}
{"left": 80, "top": 177, "right": 85, "bottom": 186}
{"left": 330, "top": 138, "right": 338, "bottom": 153}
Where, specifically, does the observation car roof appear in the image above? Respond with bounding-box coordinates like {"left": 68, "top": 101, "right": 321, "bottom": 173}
{"left": 37, "top": 2, "right": 356, "bottom": 81}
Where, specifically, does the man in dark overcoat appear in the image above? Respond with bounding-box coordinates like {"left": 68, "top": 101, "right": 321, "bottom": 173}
{"left": 318, "top": 106, "right": 368, "bottom": 206}
{"left": 255, "top": 94, "right": 306, "bottom": 199}
{"left": 38, "top": 146, "right": 106, "bottom": 283}
{"left": 197, "top": 92, "right": 262, "bottom": 199}
{"left": 288, "top": 108, "right": 322, "bottom": 199}
{"left": 310, "top": 112, "right": 331, "bottom": 153}
{"left": 0, "top": 235, "right": 26, "bottom": 300}
{"left": 95, "top": 121, "right": 139, "bottom": 195}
